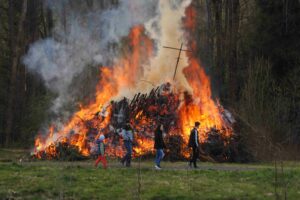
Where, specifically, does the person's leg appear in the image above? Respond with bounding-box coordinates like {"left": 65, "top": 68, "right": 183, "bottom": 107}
{"left": 191, "top": 147, "right": 196, "bottom": 166}
{"left": 99, "top": 155, "right": 107, "bottom": 169}
{"left": 95, "top": 155, "right": 102, "bottom": 167}
{"left": 155, "top": 149, "right": 160, "bottom": 166}
{"left": 103, "top": 156, "right": 107, "bottom": 169}
{"left": 126, "top": 142, "right": 132, "bottom": 167}
{"left": 189, "top": 147, "right": 194, "bottom": 166}
{"left": 158, "top": 149, "right": 164, "bottom": 167}
{"left": 161, "top": 149, "right": 165, "bottom": 159}
{"left": 121, "top": 141, "right": 129, "bottom": 165}
{"left": 193, "top": 147, "right": 199, "bottom": 167}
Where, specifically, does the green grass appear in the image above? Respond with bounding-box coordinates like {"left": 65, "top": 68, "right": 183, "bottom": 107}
{"left": 0, "top": 149, "right": 300, "bottom": 200}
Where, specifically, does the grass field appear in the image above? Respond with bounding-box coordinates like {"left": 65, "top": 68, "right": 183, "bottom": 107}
{"left": 0, "top": 149, "right": 300, "bottom": 200}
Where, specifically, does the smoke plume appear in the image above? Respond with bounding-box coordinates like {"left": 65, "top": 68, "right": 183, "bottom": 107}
{"left": 23, "top": 0, "right": 192, "bottom": 115}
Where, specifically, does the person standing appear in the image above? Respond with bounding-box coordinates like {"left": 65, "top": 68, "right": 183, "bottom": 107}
{"left": 120, "top": 122, "right": 134, "bottom": 167}
{"left": 154, "top": 124, "right": 166, "bottom": 170}
{"left": 95, "top": 135, "right": 107, "bottom": 169}
{"left": 188, "top": 121, "right": 200, "bottom": 168}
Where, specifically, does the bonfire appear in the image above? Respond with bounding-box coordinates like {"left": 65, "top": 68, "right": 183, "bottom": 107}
{"left": 33, "top": 2, "right": 238, "bottom": 162}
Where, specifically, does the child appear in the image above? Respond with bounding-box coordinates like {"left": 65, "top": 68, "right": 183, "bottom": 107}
{"left": 94, "top": 135, "right": 107, "bottom": 169}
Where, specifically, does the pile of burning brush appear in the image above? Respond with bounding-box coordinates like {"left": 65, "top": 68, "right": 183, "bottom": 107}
{"left": 32, "top": 83, "right": 252, "bottom": 162}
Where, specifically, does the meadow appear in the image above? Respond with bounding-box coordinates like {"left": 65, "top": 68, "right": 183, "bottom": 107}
{"left": 1, "top": 149, "right": 300, "bottom": 199}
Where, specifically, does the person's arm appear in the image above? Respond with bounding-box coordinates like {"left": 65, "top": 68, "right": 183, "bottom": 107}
{"left": 100, "top": 143, "right": 105, "bottom": 155}
{"left": 130, "top": 131, "right": 133, "bottom": 142}
{"left": 195, "top": 130, "right": 198, "bottom": 147}
{"left": 161, "top": 132, "right": 166, "bottom": 148}
{"left": 121, "top": 129, "right": 126, "bottom": 139}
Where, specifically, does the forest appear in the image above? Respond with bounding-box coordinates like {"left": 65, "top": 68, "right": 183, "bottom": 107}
{"left": 0, "top": 0, "right": 299, "bottom": 161}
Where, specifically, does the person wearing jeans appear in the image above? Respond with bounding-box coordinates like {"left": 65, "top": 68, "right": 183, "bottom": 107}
{"left": 120, "top": 122, "right": 134, "bottom": 167}
{"left": 122, "top": 139, "right": 132, "bottom": 167}
{"left": 154, "top": 124, "right": 166, "bottom": 170}
{"left": 155, "top": 149, "right": 164, "bottom": 168}
{"left": 188, "top": 121, "right": 200, "bottom": 168}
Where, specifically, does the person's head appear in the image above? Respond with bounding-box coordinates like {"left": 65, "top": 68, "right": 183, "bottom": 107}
{"left": 160, "top": 124, "right": 164, "bottom": 131}
{"left": 99, "top": 134, "right": 105, "bottom": 141}
{"left": 156, "top": 123, "right": 164, "bottom": 131}
{"left": 125, "top": 121, "right": 131, "bottom": 131}
{"left": 195, "top": 121, "right": 200, "bottom": 128}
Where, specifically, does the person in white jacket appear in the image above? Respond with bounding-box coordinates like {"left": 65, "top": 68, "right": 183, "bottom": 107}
{"left": 119, "top": 122, "right": 134, "bottom": 167}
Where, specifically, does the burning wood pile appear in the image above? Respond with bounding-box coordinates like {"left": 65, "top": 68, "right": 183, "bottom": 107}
{"left": 33, "top": 82, "right": 242, "bottom": 162}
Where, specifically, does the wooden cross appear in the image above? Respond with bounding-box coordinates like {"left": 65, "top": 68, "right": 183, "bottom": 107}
{"left": 163, "top": 43, "right": 191, "bottom": 80}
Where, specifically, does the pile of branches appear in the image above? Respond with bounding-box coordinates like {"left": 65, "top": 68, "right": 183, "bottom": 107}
{"left": 201, "top": 127, "right": 253, "bottom": 162}
{"left": 33, "top": 142, "right": 88, "bottom": 161}
{"left": 110, "top": 83, "right": 180, "bottom": 131}
{"left": 33, "top": 83, "right": 251, "bottom": 162}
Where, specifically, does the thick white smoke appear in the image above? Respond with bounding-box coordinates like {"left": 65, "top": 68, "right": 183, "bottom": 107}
{"left": 23, "top": 0, "right": 192, "bottom": 114}
{"left": 141, "top": 0, "right": 192, "bottom": 92}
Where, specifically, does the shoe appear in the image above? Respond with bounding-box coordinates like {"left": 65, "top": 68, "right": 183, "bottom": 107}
{"left": 155, "top": 165, "right": 161, "bottom": 170}
{"left": 126, "top": 160, "right": 131, "bottom": 167}
{"left": 120, "top": 160, "right": 125, "bottom": 166}
{"left": 194, "top": 165, "right": 198, "bottom": 169}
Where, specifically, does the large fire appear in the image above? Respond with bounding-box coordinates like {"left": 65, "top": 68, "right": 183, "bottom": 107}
{"left": 33, "top": 3, "right": 234, "bottom": 160}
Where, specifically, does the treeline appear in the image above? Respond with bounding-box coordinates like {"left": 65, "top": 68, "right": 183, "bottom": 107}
{"left": 192, "top": 0, "right": 300, "bottom": 158}
{"left": 0, "top": 0, "right": 54, "bottom": 147}
{"left": 0, "top": 0, "right": 299, "bottom": 159}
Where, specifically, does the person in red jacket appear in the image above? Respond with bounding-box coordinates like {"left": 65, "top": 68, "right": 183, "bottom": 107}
{"left": 95, "top": 135, "right": 107, "bottom": 169}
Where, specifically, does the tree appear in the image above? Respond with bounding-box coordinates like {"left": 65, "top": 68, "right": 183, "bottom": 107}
{"left": 5, "top": 0, "right": 28, "bottom": 146}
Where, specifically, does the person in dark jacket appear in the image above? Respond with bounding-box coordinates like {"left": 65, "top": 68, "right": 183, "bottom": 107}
{"left": 154, "top": 124, "right": 166, "bottom": 170}
{"left": 188, "top": 121, "right": 200, "bottom": 168}
{"left": 94, "top": 135, "right": 107, "bottom": 169}
{"left": 120, "top": 122, "right": 134, "bottom": 167}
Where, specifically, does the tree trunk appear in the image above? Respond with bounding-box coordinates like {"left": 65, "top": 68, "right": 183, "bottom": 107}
{"left": 40, "top": 0, "right": 47, "bottom": 38}
{"left": 228, "top": 0, "right": 240, "bottom": 101}
{"left": 47, "top": 6, "right": 53, "bottom": 36}
{"left": 8, "top": 0, "right": 14, "bottom": 51}
{"left": 211, "top": 0, "right": 223, "bottom": 89}
{"left": 5, "top": 0, "right": 28, "bottom": 146}
{"left": 206, "top": 0, "right": 214, "bottom": 67}
{"left": 86, "top": 0, "right": 94, "bottom": 8}
{"left": 224, "top": 0, "right": 230, "bottom": 70}
{"left": 213, "top": 0, "right": 222, "bottom": 69}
